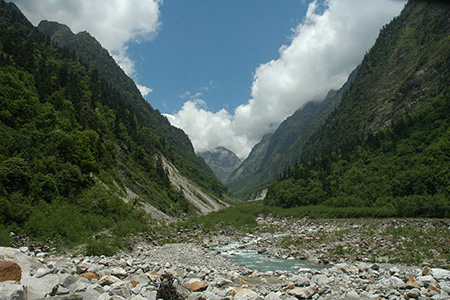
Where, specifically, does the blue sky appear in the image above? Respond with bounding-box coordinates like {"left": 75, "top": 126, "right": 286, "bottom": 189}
{"left": 13, "top": 0, "right": 406, "bottom": 159}
{"left": 130, "top": 1, "right": 308, "bottom": 114}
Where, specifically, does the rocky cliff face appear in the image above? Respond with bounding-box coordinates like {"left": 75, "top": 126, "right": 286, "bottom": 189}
{"left": 227, "top": 67, "right": 358, "bottom": 197}
{"left": 198, "top": 147, "right": 241, "bottom": 183}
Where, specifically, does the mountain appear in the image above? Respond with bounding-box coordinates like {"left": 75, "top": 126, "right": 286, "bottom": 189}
{"left": 0, "top": 0, "right": 228, "bottom": 249}
{"left": 198, "top": 147, "right": 241, "bottom": 183}
{"left": 264, "top": 0, "right": 450, "bottom": 218}
{"left": 227, "top": 67, "right": 358, "bottom": 197}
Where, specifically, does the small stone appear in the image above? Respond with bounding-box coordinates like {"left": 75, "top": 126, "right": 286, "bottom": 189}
{"left": 214, "top": 277, "right": 232, "bottom": 287}
{"left": 239, "top": 278, "right": 247, "bottom": 285}
{"left": 129, "top": 280, "right": 138, "bottom": 287}
{"left": 98, "top": 275, "right": 120, "bottom": 286}
{"left": 423, "top": 267, "right": 431, "bottom": 276}
{"left": 294, "top": 275, "right": 311, "bottom": 287}
{"left": 288, "top": 286, "right": 316, "bottom": 299}
{"left": 406, "top": 281, "right": 419, "bottom": 289}
{"left": 110, "top": 267, "right": 127, "bottom": 279}
{"left": 80, "top": 272, "right": 98, "bottom": 281}
{"left": 312, "top": 274, "right": 331, "bottom": 285}
{"left": 147, "top": 271, "right": 162, "bottom": 282}
{"left": 0, "top": 261, "right": 22, "bottom": 283}
{"left": 110, "top": 281, "right": 132, "bottom": 298}
{"left": 265, "top": 291, "right": 282, "bottom": 300}
{"left": 406, "top": 273, "right": 416, "bottom": 282}
{"left": 404, "top": 288, "right": 420, "bottom": 299}
{"left": 428, "top": 285, "right": 441, "bottom": 294}
{"left": 346, "top": 289, "right": 359, "bottom": 299}
{"left": 55, "top": 285, "right": 70, "bottom": 295}
{"left": 188, "top": 281, "right": 208, "bottom": 292}
{"left": 229, "top": 287, "right": 257, "bottom": 298}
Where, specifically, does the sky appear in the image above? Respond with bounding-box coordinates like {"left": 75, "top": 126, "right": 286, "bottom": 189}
{"left": 13, "top": 0, "right": 406, "bottom": 159}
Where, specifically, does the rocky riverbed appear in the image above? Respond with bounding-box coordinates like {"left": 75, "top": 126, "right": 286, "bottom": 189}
{"left": 1, "top": 218, "right": 450, "bottom": 299}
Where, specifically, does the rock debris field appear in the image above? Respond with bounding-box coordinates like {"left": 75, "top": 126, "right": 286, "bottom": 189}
{"left": 1, "top": 218, "right": 450, "bottom": 300}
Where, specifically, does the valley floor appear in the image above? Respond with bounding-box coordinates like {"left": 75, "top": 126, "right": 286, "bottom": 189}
{"left": 1, "top": 218, "right": 450, "bottom": 299}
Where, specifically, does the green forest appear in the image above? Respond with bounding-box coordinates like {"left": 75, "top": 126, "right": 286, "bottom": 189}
{"left": 0, "top": 1, "right": 225, "bottom": 251}
{"left": 265, "top": 96, "right": 450, "bottom": 217}
{"left": 265, "top": 0, "right": 450, "bottom": 218}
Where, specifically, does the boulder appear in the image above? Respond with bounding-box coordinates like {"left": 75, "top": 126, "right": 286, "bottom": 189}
{"left": 0, "top": 281, "right": 25, "bottom": 300}
{"left": 432, "top": 268, "right": 450, "bottom": 281}
{"left": 22, "top": 273, "right": 60, "bottom": 299}
{"left": 0, "top": 247, "right": 45, "bottom": 279}
{"left": 0, "top": 261, "right": 21, "bottom": 283}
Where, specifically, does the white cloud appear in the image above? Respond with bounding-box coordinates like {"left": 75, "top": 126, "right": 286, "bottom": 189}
{"left": 137, "top": 84, "right": 153, "bottom": 97}
{"left": 167, "top": 0, "right": 405, "bottom": 160}
{"left": 164, "top": 99, "right": 250, "bottom": 159}
{"left": 12, "top": 0, "right": 161, "bottom": 97}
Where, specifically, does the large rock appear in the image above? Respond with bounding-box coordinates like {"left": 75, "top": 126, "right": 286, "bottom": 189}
{"left": 0, "top": 281, "right": 25, "bottom": 300}
{"left": 0, "top": 261, "right": 21, "bottom": 283}
{"left": 432, "top": 268, "right": 450, "bottom": 281}
{"left": 0, "top": 247, "right": 60, "bottom": 299}
{"left": 22, "top": 273, "right": 60, "bottom": 299}
{"left": 0, "top": 247, "right": 45, "bottom": 279}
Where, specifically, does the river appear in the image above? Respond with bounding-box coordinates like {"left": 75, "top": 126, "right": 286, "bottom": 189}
{"left": 214, "top": 237, "right": 321, "bottom": 273}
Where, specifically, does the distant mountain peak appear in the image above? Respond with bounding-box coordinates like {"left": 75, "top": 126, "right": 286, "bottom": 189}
{"left": 198, "top": 147, "right": 241, "bottom": 183}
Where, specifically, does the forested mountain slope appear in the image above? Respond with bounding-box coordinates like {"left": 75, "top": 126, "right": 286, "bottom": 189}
{"left": 265, "top": 0, "right": 450, "bottom": 217}
{"left": 0, "top": 1, "right": 227, "bottom": 248}
{"left": 227, "top": 67, "right": 358, "bottom": 197}
{"left": 36, "top": 20, "right": 224, "bottom": 199}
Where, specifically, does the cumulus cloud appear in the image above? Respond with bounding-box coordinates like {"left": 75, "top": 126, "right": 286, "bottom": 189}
{"left": 12, "top": 0, "right": 161, "bottom": 96}
{"left": 164, "top": 99, "right": 249, "bottom": 159}
{"left": 167, "top": 0, "right": 405, "bottom": 160}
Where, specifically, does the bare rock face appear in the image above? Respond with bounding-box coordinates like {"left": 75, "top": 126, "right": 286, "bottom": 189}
{"left": 0, "top": 261, "right": 22, "bottom": 283}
